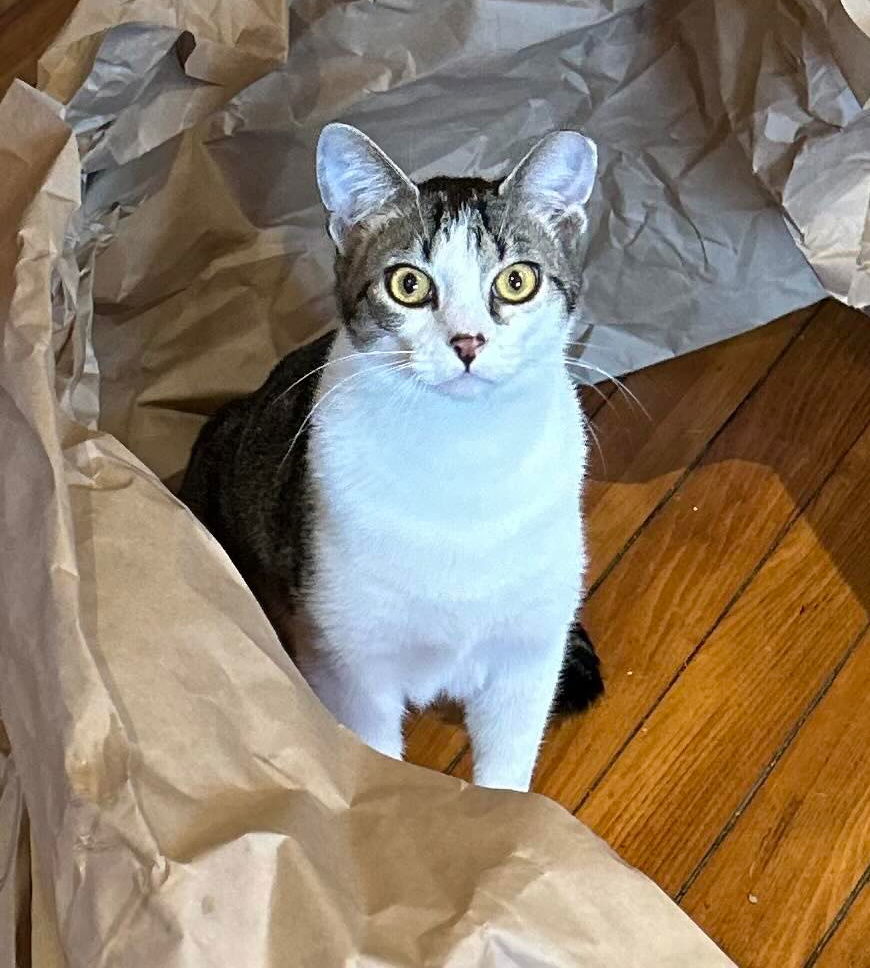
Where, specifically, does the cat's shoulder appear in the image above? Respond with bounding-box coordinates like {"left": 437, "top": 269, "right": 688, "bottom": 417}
{"left": 261, "top": 330, "right": 337, "bottom": 402}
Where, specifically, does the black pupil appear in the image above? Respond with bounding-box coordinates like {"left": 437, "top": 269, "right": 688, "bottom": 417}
{"left": 509, "top": 270, "right": 523, "bottom": 291}
{"left": 402, "top": 273, "right": 419, "bottom": 295}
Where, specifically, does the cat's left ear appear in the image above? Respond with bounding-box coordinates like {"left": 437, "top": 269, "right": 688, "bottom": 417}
{"left": 499, "top": 131, "right": 597, "bottom": 227}
{"left": 317, "top": 123, "right": 419, "bottom": 252}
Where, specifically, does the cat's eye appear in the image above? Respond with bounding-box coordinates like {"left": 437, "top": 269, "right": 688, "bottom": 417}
{"left": 386, "top": 266, "right": 433, "bottom": 307}
{"left": 492, "top": 262, "right": 540, "bottom": 304}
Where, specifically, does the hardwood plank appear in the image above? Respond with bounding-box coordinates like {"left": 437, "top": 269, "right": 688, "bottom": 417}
{"left": 494, "top": 301, "right": 870, "bottom": 803}
{"left": 407, "top": 309, "right": 810, "bottom": 776}
{"left": 808, "top": 875, "right": 870, "bottom": 968}
{"left": 677, "top": 629, "right": 870, "bottom": 967}
{"left": 403, "top": 707, "right": 468, "bottom": 775}
{"left": 0, "top": 0, "right": 79, "bottom": 97}
{"left": 578, "top": 422, "right": 870, "bottom": 892}
{"left": 583, "top": 308, "right": 811, "bottom": 590}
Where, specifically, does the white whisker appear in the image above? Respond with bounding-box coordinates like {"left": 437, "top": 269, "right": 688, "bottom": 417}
{"left": 269, "top": 349, "right": 412, "bottom": 409}
{"left": 563, "top": 339, "right": 619, "bottom": 353}
{"left": 384, "top": 362, "right": 421, "bottom": 417}
{"left": 584, "top": 415, "right": 607, "bottom": 473}
{"left": 577, "top": 379, "right": 613, "bottom": 413}
{"left": 277, "top": 359, "right": 411, "bottom": 475}
{"left": 563, "top": 358, "right": 650, "bottom": 420}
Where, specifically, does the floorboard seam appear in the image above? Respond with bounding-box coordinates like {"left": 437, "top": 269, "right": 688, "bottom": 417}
{"left": 580, "top": 380, "right": 617, "bottom": 421}
{"left": 674, "top": 621, "right": 870, "bottom": 903}
{"left": 570, "top": 402, "right": 870, "bottom": 816}
{"left": 584, "top": 304, "right": 822, "bottom": 601}
{"left": 802, "top": 865, "right": 870, "bottom": 968}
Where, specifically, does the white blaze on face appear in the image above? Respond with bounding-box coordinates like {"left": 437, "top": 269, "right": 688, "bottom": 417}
{"left": 397, "top": 212, "right": 494, "bottom": 389}
{"left": 430, "top": 211, "right": 494, "bottom": 344}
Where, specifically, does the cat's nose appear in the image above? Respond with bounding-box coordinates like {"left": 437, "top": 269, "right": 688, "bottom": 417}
{"left": 450, "top": 333, "right": 486, "bottom": 371}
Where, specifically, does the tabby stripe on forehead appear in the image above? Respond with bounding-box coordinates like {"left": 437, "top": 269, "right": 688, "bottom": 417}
{"left": 476, "top": 197, "right": 492, "bottom": 235}
{"left": 430, "top": 196, "right": 446, "bottom": 233}
{"left": 476, "top": 199, "right": 506, "bottom": 260}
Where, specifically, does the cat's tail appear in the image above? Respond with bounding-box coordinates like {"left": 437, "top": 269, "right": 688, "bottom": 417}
{"left": 552, "top": 619, "right": 604, "bottom": 718}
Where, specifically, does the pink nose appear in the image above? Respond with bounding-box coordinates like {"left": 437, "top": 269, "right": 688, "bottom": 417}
{"left": 450, "top": 333, "right": 486, "bottom": 370}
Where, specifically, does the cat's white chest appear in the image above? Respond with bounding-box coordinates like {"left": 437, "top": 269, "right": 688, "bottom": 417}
{"left": 305, "top": 353, "right": 587, "bottom": 705}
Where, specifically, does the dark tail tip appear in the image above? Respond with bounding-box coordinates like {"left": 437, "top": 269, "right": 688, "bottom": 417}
{"left": 552, "top": 620, "right": 604, "bottom": 719}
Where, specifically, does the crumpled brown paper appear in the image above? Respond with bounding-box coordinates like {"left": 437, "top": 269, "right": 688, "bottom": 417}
{"left": 33, "top": 0, "right": 867, "bottom": 483}
{"left": 0, "top": 65, "right": 737, "bottom": 968}
{"left": 0, "top": 0, "right": 867, "bottom": 963}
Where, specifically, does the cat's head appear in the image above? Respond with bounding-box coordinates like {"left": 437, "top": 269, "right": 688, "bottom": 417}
{"left": 316, "top": 123, "right": 597, "bottom": 397}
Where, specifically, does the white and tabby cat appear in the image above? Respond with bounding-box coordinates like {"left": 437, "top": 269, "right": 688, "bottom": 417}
{"left": 180, "top": 124, "right": 602, "bottom": 791}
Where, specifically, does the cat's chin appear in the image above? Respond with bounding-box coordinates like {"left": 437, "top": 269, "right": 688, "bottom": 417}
{"left": 432, "top": 372, "right": 496, "bottom": 399}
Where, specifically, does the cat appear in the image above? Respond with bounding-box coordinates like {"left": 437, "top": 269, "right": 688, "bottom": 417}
{"left": 179, "top": 123, "right": 603, "bottom": 792}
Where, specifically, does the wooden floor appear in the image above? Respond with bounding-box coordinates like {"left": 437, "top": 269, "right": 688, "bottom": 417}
{"left": 4, "top": 6, "right": 869, "bottom": 966}
{"left": 407, "top": 299, "right": 870, "bottom": 967}
{"left": 0, "top": 0, "right": 78, "bottom": 94}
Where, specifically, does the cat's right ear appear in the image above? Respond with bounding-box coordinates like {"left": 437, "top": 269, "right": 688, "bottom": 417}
{"left": 316, "top": 124, "right": 418, "bottom": 252}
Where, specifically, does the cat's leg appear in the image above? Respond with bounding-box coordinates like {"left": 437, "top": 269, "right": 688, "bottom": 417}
{"left": 299, "top": 649, "right": 406, "bottom": 760}
{"left": 464, "top": 641, "right": 564, "bottom": 792}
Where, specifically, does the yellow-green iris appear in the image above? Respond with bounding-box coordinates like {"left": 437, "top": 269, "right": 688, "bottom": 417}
{"left": 386, "top": 266, "right": 433, "bottom": 306}
{"left": 493, "top": 262, "right": 540, "bottom": 303}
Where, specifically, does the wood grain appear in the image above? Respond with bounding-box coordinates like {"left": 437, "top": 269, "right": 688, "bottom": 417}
{"left": 496, "top": 301, "right": 870, "bottom": 803}
{"left": 0, "top": 0, "right": 78, "bottom": 97}
{"left": 402, "top": 708, "right": 468, "bottom": 776}
{"left": 809, "top": 876, "right": 870, "bottom": 968}
{"left": 582, "top": 309, "right": 810, "bottom": 590}
{"left": 679, "top": 629, "right": 870, "bottom": 967}
{"left": 578, "top": 422, "right": 870, "bottom": 892}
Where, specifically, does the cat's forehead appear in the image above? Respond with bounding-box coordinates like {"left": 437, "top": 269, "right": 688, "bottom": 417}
{"left": 419, "top": 177, "right": 500, "bottom": 227}
{"left": 415, "top": 176, "right": 568, "bottom": 271}
{"left": 416, "top": 177, "right": 504, "bottom": 263}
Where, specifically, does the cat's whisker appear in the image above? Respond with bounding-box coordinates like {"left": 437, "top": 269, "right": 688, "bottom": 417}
{"left": 384, "top": 363, "right": 421, "bottom": 417}
{"left": 584, "top": 416, "right": 607, "bottom": 474}
{"left": 576, "top": 379, "right": 613, "bottom": 413}
{"left": 563, "top": 358, "right": 650, "bottom": 421}
{"left": 564, "top": 339, "right": 618, "bottom": 352}
{"left": 269, "top": 349, "right": 412, "bottom": 408}
{"left": 240, "top": 349, "right": 412, "bottom": 459}
{"left": 277, "top": 359, "right": 411, "bottom": 475}
{"left": 403, "top": 367, "right": 426, "bottom": 406}
{"left": 370, "top": 360, "right": 418, "bottom": 420}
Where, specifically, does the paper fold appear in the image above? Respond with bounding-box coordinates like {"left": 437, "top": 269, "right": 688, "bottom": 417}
{"left": 2, "top": 0, "right": 867, "bottom": 963}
